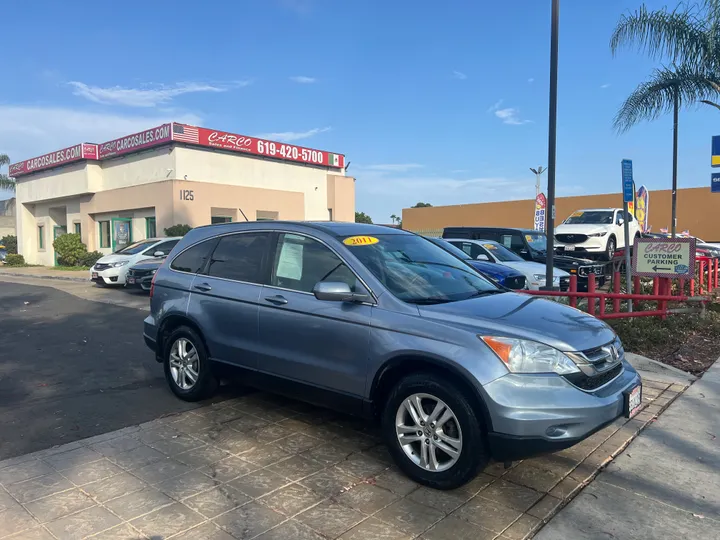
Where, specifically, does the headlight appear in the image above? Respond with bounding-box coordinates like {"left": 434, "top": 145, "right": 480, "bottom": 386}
{"left": 587, "top": 232, "right": 608, "bottom": 237}
{"left": 150, "top": 269, "right": 157, "bottom": 275}
{"left": 480, "top": 337, "right": 580, "bottom": 374}
{"left": 111, "top": 261, "right": 129, "bottom": 268}
{"left": 533, "top": 274, "right": 545, "bottom": 281}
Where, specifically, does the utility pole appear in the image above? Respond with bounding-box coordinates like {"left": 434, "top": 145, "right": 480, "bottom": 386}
{"left": 671, "top": 89, "right": 679, "bottom": 238}
{"left": 530, "top": 166, "right": 546, "bottom": 198}
{"left": 544, "top": 0, "right": 560, "bottom": 290}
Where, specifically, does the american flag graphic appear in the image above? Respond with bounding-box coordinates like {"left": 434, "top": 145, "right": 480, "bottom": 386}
{"left": 173, "top": 123, "right": 199, "bottom": 143}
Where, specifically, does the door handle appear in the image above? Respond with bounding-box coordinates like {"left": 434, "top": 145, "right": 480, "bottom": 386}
{"left": 193, "top": 282, "right": 212, "bottom": 292}
{"left": 264, "top": 295, "right": 288, "bottom": 305}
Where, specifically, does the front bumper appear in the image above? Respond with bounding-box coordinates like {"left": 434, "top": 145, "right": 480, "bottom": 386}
{"left": 556, "top": 238, "right": 607, "bottom": 255}
{"left": 90, "top": 266, "right": 128, "bottom": 285}
{"left": 126, "top": 274, "right": 153, "bottom": 291}
{"left": 482, "top": 360, "right": 641, "bottom": 461}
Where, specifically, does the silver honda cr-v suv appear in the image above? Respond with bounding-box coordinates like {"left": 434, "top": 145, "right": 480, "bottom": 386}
{"left": 143, "top": 222, "right": 642, "bottom": 489}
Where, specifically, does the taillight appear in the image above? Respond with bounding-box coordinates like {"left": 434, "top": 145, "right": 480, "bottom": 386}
{"left": 149, "top": 272, "right": 157, "bottom": 298}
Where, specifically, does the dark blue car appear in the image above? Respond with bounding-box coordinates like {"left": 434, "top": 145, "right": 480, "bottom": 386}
{"left": 425, "top": 237, "right": 527, "bottom": 290}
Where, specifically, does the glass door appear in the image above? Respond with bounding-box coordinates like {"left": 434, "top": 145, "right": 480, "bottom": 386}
{"left": 111, "top": 218, "right": 132, "bottom": 251}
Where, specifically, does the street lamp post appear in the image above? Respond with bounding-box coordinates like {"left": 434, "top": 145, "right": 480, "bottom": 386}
{"left": 544, "top": 0, "right": 560, "bottom": 291}
{"left": 529, "top": 166, "right": 546, "bottom": 198}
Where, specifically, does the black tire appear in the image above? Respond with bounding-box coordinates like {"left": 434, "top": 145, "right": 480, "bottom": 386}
{"left": 381, "top": 373, "right": 489, "bottom": 490}
{"left": 604, "top": 236, "right": 616, "bottom": 261}
{"left": 163, "top": 326, "right": 218, "bottom": 402}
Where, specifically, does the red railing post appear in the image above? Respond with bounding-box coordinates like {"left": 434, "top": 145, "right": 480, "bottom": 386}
{"left": 588, "top": 274, "right": 596, "bottom": 316}
{"left": 715, "top": 258, "right": 719, "bottom": 290}
{"left": 633, "top": 275, "right": 641, "bottom": 295}
{"left": 613, "top": 271, "right": 621, "bottom": 313}
{"left": 679, "top": 278, "right": 686, "bottom": 297}
{"left": 690, "top": 278, "right": 696, "bottom": 297}
{"left": 569, "top": 274, "right": 578, "bottom": 308}
{"left": 659, "top": 278, "right": 668, "bottom": 320}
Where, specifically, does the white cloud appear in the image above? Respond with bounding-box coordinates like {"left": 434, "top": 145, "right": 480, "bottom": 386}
{"left": 528, "top": 78, "right": 535, "bottom": 83}
{"left": 362, "top": 163, "right": 424, "bottom": 172}
{"left": 290, "top": 76, "right": 316, "bottom": 84}
{"left": 453, "top": 70, "right": 467, "bottom": 80}
{"left": 488, "top": 100, "right": 531, "bottom": 125}
{"left": 0, "top": 105, "right": 201, "bottom": 162}
{"left": 67, "top": 81, "right": 249, "bottom": 107}
{"left": 601, "top": 83, "right": 611, "bottom": 89}
{"left": 255, "top": 126, "right": 332, "bottom": 142}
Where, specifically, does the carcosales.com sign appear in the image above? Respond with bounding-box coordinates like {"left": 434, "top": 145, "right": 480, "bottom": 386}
{"left": 98, "top": 124, "right": 173, "bottom": 159}
{"left": 632, "top": 237, "right": 696, "bottom": 278}
{"left": 9, "top": 143, "right": 98, "bottom": 177}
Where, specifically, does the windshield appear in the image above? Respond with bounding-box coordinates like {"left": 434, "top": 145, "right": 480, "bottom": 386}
{"left": 476, "top": 240, "right": 524, "bottom": 262}
{"left": 425, "top": 237, "right": 472, "bottom": 260}
{"left": 564, "top": 210, "right": 614, "bottom": 225}
{"left": 115, "top": 240, "right": 158, "bottom": 255}
{"left": 346, "top": 234, "right": 500, "bottom": 304}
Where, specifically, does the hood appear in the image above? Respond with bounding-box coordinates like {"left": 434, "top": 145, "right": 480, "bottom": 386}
{"left": 502, "top": 261, "right": 570, "bottom": 278}
{"left": 97, "top": 253, "right": 133, "bottom": 264}
{"left": 419, "top": 293, "right": 614, "bottom": 352}
{"left": 131, "top": 257, "right": 165, "bottom": 269}
{"left": 556, "top": 223, "right": 610, "bottom": 235}
{"left": 468, "top": 260, "right": 522, "bottom": 279}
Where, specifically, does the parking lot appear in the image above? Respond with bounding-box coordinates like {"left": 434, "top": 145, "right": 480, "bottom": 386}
{"left": 0, "top": 272, "right": 690, "bottom": 539}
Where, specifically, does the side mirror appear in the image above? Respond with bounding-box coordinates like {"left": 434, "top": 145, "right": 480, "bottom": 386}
{"left": 617, "top": 218, "right": 624, "bottom": 226}
{"left": 313, "top": 281, "right": 369, "bottom": 303}
{"left": 154, "top": 251, "right": 166, "bottom": 257}
{"left": 476, "top": 254, "right": 490, "bottom": 261}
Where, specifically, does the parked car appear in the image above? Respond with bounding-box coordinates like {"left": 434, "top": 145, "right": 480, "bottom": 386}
{"left": 442, "top": 227, "right": 606, "bottom": 290}
{"left": 425, "top": 237, "right": 528, "bottom": 290}
{"left": 0, "top": 245, "right": 6, "bottom": 263}
{"left": 144, "top": 222, "right": 642, "bottom": 490}
{"left": 445, "top": 238, "right": 570, "bottom": 291}
{"left": 90, "top": 237, "right": 181, "bottom": 286}
{"left": 126, "top": 257, "right": 166, "bottom": 292}
{"left": 555, "top": 208, "right": 640, "bottom": 260}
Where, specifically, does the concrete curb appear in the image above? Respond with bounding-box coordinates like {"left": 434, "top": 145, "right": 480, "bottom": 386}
{"left": 0, "top": 271, "right": 88, "bottom": 283}
{"left": 625, "top": 352, "right": 697, "bottom": 385}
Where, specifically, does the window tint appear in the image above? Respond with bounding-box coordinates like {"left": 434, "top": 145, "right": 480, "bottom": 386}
{"left": 144, "top": 240, "right": 179, "bottom": 256}
{"left": 171, "top": 240, "right": 216, "bottom": 274}
{"left": 207, "top": 233, "right": 270, "bottom": 283}
{"left": 271, "top": 233, "right": 358, "bottom": 293}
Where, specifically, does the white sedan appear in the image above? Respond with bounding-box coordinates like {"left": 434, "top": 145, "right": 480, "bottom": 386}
{"left": 90, "top": 237, "right": 181, "bottom": 286}
{"left": 445, "top": 238, "right": 571, "bottom": 290}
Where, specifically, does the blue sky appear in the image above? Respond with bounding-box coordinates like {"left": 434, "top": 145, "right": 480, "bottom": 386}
{"left": 2, "top": 0, "right": 718, "bottom": 222}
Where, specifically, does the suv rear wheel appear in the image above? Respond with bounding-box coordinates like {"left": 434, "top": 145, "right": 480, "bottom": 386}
{"left": 381, "top": 373, "right": 489, "bottom": 489}
{"left": 163, "top": 326, "right": 218, "bottom": 401}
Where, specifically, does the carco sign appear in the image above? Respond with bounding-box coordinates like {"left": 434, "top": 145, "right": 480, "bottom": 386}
{"left": 632, "top": 237, "right": 696, "bottom": 278}
{"left": 9, "top": 143, "right": 98, "bottom": 177}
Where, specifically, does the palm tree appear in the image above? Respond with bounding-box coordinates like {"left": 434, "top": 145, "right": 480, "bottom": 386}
{"left": 610, "top": 0, "right": 720, "bottom": 236}
{"left": 390, "top": 214, "right": 399, "bottom": 225}
{"left": 0, "top": 154, "right": 14, "bottom": 191}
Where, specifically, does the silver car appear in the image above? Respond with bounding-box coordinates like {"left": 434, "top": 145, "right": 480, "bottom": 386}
{"left": 143, "top": 222, "right": 642, "bottom": 489}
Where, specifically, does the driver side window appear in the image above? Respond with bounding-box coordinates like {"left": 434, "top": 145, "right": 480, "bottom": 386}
{"left": 271, "top": 233, "right": 361, "bottom": 294}
{"left": 615, "top": 212, "right": 623, "bottom": 225}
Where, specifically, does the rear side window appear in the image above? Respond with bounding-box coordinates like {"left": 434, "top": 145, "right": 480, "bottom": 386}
{"left": 170, "top": 240, "right": 215, "bottom": 274}
{"left": 207, "top": 233, "right": 270, "bottom": 284}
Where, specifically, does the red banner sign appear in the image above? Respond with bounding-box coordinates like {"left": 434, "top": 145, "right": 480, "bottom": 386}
{"left": 8, "top": 144, "right": 101, "bottom": 177}
{"left": 98, "top": 124, "right": 172, "bottom": 159}
{"left": 171, "top": 123, "right": 345, "bottom": 169}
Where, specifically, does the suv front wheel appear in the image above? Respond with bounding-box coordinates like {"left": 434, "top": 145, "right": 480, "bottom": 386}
{"left": 163, "top": 326, "right": 218, "bottom": 401}
{"left": 381, "top": 373, "right": 489, "bottom": 490}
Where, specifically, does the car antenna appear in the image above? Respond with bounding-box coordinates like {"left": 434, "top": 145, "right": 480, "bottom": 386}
{"left": 238, "top": 208, "right": 249, "bottom": 222}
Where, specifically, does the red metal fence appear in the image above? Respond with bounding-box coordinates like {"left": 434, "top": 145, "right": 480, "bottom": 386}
{"left": 524, "top": 256, "right": 718, "bottom": 320}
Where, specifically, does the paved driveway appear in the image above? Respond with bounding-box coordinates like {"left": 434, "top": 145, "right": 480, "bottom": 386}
{"left": 0, "top": 282, "right": 233, "bottom": 460}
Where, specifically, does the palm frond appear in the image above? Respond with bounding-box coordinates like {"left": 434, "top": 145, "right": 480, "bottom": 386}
{"left": 614, "top": 65, "right": 720, "bottom": 132}
{"left": 610, "top": 4, "right": 711, "bottom": 67}
{"left": 0, "top": 154, "right": 10, "bottom": 167}
{"left": 0, "top": 174, "right": 15, "bottom": 191}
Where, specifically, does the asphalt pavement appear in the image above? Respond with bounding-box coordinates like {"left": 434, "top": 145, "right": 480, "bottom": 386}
{"left": 0, "top": 282, "right": 234, "bottom": 460}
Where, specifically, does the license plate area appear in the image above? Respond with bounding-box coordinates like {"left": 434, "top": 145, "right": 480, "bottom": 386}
{"left": 92, "top": 272, "right": 98, "bottom": 279}
{"left": 564, "top": 245, "right": 575, "bottom": 251}
{"left": 624, "top": 384, "right": 643, "bottom": 418}
{"left": 128, "top": 277, "right": 135, "bottom": 284}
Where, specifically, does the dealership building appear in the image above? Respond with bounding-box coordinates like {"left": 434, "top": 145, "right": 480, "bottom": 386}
{"left": 10, "top": 123, "right": 353, "bottom": 265}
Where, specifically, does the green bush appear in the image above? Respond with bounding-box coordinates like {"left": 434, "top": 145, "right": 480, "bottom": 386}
{"left": 0, "top": 235, "right": 17, "bottom": 254}
{"left": 164, "top": 224, "right": 192, "bottom": 237}
{"left": 4, "top": 254, "right": 25, "bottom": 266}
{"left": 53, "top": 233, "right": 87, "bottom": 266}
{"left": 79, "top": 251, "right": 104, "bottom": 268}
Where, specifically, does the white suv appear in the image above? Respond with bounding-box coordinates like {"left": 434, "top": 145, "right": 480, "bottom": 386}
{"left": 90, "top": 237, "right": 181, "bottom": 286}
{"left": 555, "top": 208, "right": 639, "bottom": 260}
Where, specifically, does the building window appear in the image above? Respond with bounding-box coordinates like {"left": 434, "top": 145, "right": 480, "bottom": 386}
{"left": 211, "top": 216, "right": 232, "bottom": 224}
{"left": 328, "top": 208, "right": 333, "bottom": 221}
{"left": 99, "top": 221, "right": 111, "bottom": 248}
{"left": 38, "top": 225, "right": 45, "bottom": 250}
{"left": 74, "top": 222, "right": 81, "bottom": 236}
{"left": 146, "top": 217, "right": 157, "bottom": 238}
{"left": 256, "top": 210, "right": 278, "bottom": 222}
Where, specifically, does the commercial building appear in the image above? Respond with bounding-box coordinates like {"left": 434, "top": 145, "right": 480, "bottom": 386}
{"left": 10, "top": 123, "right": 354, "bottom": 265}
{"left": 0, "top": 198, "right": 15, "bottom": 238}
{"left": 402, "top": 187, "right": 720, "bottom": 241}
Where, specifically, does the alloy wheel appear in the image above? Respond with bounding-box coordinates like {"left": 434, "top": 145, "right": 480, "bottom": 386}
{"left": 395, "top": 393, "right": 463, "bottom": 472}
{"left": 169, "top": 338, "right": 200, "bottom": 390}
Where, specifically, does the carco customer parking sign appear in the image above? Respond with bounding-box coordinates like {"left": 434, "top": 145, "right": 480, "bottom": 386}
{"left": 632, "top": 237, "right": 696, "bottom": 278}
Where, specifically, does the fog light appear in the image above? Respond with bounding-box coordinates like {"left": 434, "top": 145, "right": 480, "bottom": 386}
{"left": 545, "top": 426, "right": 569, "bottom": 438}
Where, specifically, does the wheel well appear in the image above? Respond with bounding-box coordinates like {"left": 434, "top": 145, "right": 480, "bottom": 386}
{"left": 157, "top": 315, "right": 211, "bottom": 362}
{"left": 370, "top": 356, "right": 493, "bottom": 431}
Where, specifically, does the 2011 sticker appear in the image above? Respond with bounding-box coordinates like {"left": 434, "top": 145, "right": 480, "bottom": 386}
{"left": 343, "top": 235, "right": 379, "bottom": 246}
{"left": 571, "top": 211, "right": 584, "bottom": 217}
{"left": 483, "top": 244, "right": 497, "bottom": 250}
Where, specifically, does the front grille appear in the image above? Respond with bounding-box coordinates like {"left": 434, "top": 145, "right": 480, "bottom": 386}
{"left": 564, "top": 363, "right": 623, "bottom": 391}
{"left": 504, "top": 276, "right": 527, "bottom": 290}
{"left": 578, "top": 265, "right": 605, "bottom": 277}
{"left": 556, "top": 234, "right": 588, "bottom": 244}
{"left": 94, "top": 263, "right": 111, "bottom": 271}
{"left": 559, "top": 276, "right": 570, "bottom": 291}
{"left": 130, "top": 269, "right": 153, "bottom": 278}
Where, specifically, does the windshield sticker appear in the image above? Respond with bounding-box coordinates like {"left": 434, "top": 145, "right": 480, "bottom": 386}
{"left": 343, "top": 235, "right": 379, "bottom": 246}
{"left": 525, "top": 235, "right": 534, "bottom": 243}
{"left": 571, "top": 211, "right": 584, "bottom": 217}
{"left": 483, "top": 244, "right": 497, "bottom": 250}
